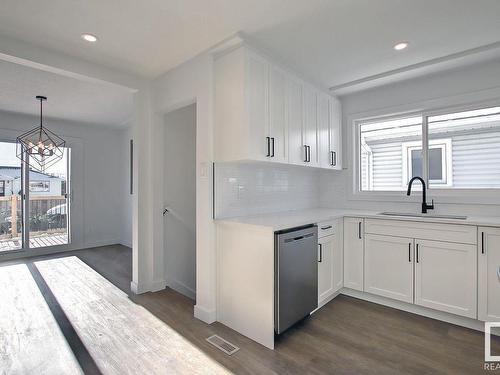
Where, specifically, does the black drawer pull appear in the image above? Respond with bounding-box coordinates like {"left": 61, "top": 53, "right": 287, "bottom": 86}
{"left": 321, "top": 225, "right": 333, "bottom": 230}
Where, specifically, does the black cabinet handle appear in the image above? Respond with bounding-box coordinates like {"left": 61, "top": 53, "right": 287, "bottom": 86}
{"left": 304, "top": 145, "right": 308, "bottom": 162}
{"left": 482, "top": 232, "right": 485, "bottom": 254}
{"left": 330, "top": 151, "right": 337, "bottom": 166}
{"left": 408, "top": 243, "right": 412, "bottom": 262}
{"left": 271, "top": 137, "right": 275, "bottom": 157}
{"left": 307, "top": 146, "right": 311, "bottom": 162}
{"left": 416, "top": 243, "right": 420, "bottom": 263}
{"left": 358, "top": 222, "right": 362, "bottom": 239}
{"left": 266, "top": 137, "right": 271, "bottom": 157}
{"left": 318, "top": 243, "right": 323, "bottom": 263}
{"left": 321, "top": 225, "right": 332, "bottom": 230}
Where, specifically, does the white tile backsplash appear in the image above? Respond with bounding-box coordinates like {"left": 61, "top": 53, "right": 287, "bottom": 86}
{"left": 215, "top": 162, "right": 321, "bottom": 218}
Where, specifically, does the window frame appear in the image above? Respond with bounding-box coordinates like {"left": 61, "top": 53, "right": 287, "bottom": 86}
{"left": 402, "top": 139, "right": 453, "bottom": 188}
{"left": 350, "top": 99, "right": 500, "bottom": 205}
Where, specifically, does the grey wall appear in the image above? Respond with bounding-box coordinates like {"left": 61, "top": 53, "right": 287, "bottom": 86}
{"left": 163, "top": 104, "right": 196, "bottom": 300}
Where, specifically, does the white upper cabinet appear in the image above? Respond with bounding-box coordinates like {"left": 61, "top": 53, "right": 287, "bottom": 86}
{"left": 269, "top": 66, "right": 288, "bottom": 163}
{"left": 214, "top": 45, "right": 341, "bottom": 169}
{"left": 317, "top": 92, "right": 331, "bottom": 168}
{"left": 478, "top": 227, "right": 500, "bottom": 322}
{"left": 287, "top": 76, "right": 305, "bottom": 165}
{"left": 302, "top": 84, "right": 319, "bottom": 167}
{"left": 246, "top": 51, "right": 270, "bottom": 161}
{"left": 329, "top": 97, "right": 342, "bottom": 170}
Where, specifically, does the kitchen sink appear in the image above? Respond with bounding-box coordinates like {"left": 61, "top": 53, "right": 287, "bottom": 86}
{"left": 378, "top": 212, "right": 468, "bottom": 220}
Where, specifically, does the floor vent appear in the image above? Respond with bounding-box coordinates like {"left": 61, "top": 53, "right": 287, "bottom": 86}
{"left": 206, "top": 335, "right": 240, "bottom": 355}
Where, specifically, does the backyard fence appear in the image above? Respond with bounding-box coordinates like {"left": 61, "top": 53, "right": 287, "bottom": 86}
{"left": 0, "top": 195, "right": 67, "bottom": 240}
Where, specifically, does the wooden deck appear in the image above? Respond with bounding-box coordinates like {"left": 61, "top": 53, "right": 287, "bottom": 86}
{"left": 0, "top": 234, "right": 68, "bottom": 252}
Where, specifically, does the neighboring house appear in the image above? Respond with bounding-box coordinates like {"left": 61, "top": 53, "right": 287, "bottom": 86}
{"left": 0, "top": 166, "right": 63, "bottom": 197}
{"left": 360, "top": 116, "right": 500, "bottom": 191}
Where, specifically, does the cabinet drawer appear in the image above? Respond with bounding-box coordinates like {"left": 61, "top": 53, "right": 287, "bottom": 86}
{"left": 365, "top": 219, "right": 476, "bottom": 245}
{"left": 318, "top": 220, "right": 336, "bottom": 238}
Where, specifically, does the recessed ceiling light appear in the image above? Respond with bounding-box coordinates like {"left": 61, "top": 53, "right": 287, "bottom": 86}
{"left": 393, "top": 42, "right": 409, "bottom": 51}
{"left": 81, "top": 33, "right": 98, "bottom": 43}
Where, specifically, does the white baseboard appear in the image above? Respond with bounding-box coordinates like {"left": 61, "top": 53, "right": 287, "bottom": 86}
{"left": 130, "top": 279, "right": 167, "bottom": 294}
{"left": 312, "top": 290, "right": 341, "bottom": 314}
{"left": 166, "top": 278, "right": 196, "bottom": 300}
{"left": 194, "top": 304, "right": 216, "bottom": 324}
{"left": 341, "top": 288, "right": 485, "bottom": 332}
{"left": 84, "top": 239, "right": 122, "bottom": 249}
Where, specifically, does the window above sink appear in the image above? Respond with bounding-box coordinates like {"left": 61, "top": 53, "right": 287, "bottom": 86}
{"left": 358, "top": 105, "right": 500, "bottom": 193}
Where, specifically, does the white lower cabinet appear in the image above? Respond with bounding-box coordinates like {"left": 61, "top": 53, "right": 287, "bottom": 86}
{"left": 478, "top": 227, "right": 500, "bottom": 321}
{"left": 318, "top": 233, "right": 343, "bottom": 307}
{"left": 343, "top": 217, "right": 364, "bottom": 291}
{"left": 364, "top": 234, "right": 414, "bottom": 303}
{"left": 414, "top": 239, "right": 477, "bottom": 319}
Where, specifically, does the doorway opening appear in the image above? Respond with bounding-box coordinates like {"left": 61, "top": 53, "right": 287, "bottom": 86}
{"left": 163, "top": 103, "right": 196, "bottom": 301}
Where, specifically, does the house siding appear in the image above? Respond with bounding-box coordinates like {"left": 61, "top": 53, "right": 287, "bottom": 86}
{"left": 363, "top": 131, "right": 500, "bottom": 190}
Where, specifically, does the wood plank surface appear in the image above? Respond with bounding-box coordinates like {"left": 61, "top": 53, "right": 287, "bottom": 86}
{"left": 1, "top": 245, "right": 499, "bottom": 374}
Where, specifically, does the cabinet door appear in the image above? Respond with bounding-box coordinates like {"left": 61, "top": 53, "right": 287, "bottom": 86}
{"left": 318, "top": 235, "right": 335, "bottom": 306}
{"left": 332, "top": 224, "right": 343, "bottom": 293}
{"left": 246, "top": 51, "right": 269, "bottom": 160}
{"left": 343, "top": 217, "right": 364, "bottom": 291}
{"left": 303, "top": 85, "right": 319, "bottom": 167}
{"left": 329, "top": 97, "right": 342, "bottom": 170}
{"left": 479, "top": 227, "right": 500, "bottom": 321}
{"left": 415, "top": 239, "right": 477, "bottom": 319}
{"left": 317, "top": 93, "right": 331, "bottom": 168}
{"left": 269, "top": 66, "right": 288, "bottom": 163}
{"left": 287, "top": 77, "right": 306, "bottom": 165}
{"left": 364, "top": 234, "right": 414, "bottom": 303}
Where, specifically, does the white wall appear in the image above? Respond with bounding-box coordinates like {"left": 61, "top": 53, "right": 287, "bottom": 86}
{"left": 0, "top": 110, "right": 131, "bottom": 258}
{"left": 119, "top": 125, "right": 133, "bottom": 248}
{"left": 215, "top": 162, "right": 321, "bottom": 218}
{"left": 321, "top": 57, "right": 500, "bottom": 216}
{"left": 163, "top": 104, "right": 196, "bottom": 300}
{"left": 152, "top": 53, "right": 216, "bottom": 322}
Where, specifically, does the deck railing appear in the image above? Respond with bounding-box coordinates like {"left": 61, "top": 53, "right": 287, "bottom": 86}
{"left": 0, "top": 195, "right": 67, "bottom": 240}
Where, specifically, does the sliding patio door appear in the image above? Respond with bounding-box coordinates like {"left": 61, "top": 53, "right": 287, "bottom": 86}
{"left": 27, "top": 147, "right": 70, "bottom": 248}
{"left": 0, "top": 140, "right": 70, "bottom": 253}
{"left": 0, "top": 142, "right": 23, "bottom": 252}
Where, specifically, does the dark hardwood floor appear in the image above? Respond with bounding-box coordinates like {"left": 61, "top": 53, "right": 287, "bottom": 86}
{"left": 1, "top": 245, "right": 498, "bottom": 374}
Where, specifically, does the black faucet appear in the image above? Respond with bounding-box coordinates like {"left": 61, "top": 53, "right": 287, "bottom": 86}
{"left": 407, "top": 176, "right": 434, "bottom": 214}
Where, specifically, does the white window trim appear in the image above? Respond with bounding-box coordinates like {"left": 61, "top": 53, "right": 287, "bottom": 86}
{"left": 402, "top": 139, "right": 453, "bottom": 188}
{"left": 348, "top": 96, "right": 500, "bottom": 205}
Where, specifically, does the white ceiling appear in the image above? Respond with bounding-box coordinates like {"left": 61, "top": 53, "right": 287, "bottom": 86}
{"left": 0, "top": 60, "right": 133, "bottom": 127}
{"left": 0, "top": 0, "right": 499, "bottom": 92}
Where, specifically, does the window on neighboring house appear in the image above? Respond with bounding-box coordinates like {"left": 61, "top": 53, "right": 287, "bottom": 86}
{"left": 358, "top": 105, "right": 500, "bottom": 192}
{"left": 29, "top": 181, "right": 50, "bottom": 192}
{"left": 0, "top": 181, "right": 4, "bottom": 196}
{"left": 402, "top": 139, "right": 452, "bottom": 188}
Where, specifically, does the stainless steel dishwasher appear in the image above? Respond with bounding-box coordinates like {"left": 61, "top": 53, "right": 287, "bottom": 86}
{"left": 275, "top": 224, "right": 318, "bottom": 334}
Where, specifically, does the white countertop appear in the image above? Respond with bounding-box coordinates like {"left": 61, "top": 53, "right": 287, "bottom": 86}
{"left": 215, "top": 208, "right": 500, "bottom": 231}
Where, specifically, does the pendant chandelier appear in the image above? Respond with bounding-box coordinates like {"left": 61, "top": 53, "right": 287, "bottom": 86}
{"left": 16, "top": 96, "right": 65, "bottom": 172}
